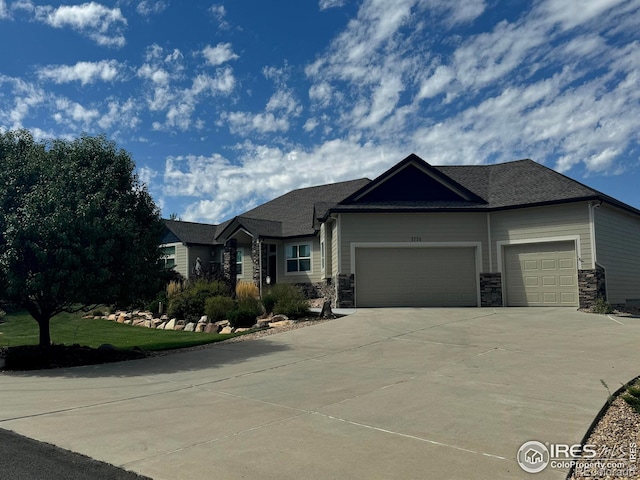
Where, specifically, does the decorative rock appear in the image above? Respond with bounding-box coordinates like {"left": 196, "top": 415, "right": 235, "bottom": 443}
{"left": 165, "top": 318, "right": 176, "bottom": 330}
{"left": 214, "top": 320, "right": 230, "bottom": 328}
{"left": 117, "top": 314, "right": 126, "bottom": 323}
{"left": 133, "top": 319, "right": 145, "bottom": 327}
{"left": 195, "top": 323, "right": 205, "bottom": 333}
{"left": 204, "top": 323, "right": 219, "bottom": 333}
{"left": 270, "top": 314, "right": 289, "bottom": 323}
{"left": 184, "top": 322, "right": 196, "bottom": 332}
{"left": 173, "top": 325, "right": 185, "bottom": 331}
{"left": 124, "top": 319, "right": 132, "bottom": 325}
{"left": 220, "top": 326, "right": 233, "bottom": 334}
{"left": 161, "top": 314, "right": 169, "bottom": 321}
{"left": 256, "top": 318, "right": 271, "bottom": 328}
{"left": 157, "top": 322, "right": 167, "bottom": 330}
{"left": 235, "top": 327, "right": 251, "bottom": 333}
{"left": 152, "top": 318, "right": 163, "bottom": 327}
{"left": 199, "top": 315, "right": 208, "bottom": 324}
{"left": 143, "top": 320, "right": 152, "bottom": 328}
{"left": 108, "top": 314, "right": 117, "bottom": 321}
{"left": 269, "top": 320, "right": 294, "bottom": 328}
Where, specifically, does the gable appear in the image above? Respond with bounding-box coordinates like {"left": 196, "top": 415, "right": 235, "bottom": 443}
{"left": 341, "top": 154, "right": 485, "bottom": 205}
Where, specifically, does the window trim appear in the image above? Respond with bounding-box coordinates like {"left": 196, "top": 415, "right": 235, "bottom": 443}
{"left": 160, "top": 243, "right": 178, "bottom": 270}
{"left": 285, "top": 242, "right": 312, "bottom": 275}
{"left": 236, "top": 248, "right": 244, "bottom": 277}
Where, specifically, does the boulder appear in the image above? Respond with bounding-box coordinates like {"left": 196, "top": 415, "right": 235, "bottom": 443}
{"left": 117, "top": 314, "right": 126, "bottom": 323}
{"left": 107, "top": 314, "right": 117, "bottom": 321}
{"left": 133, "top": 319, "right": 145, "bottom": 327}
{"left": 198, "top": 315, "right": 208, "bottom": 324}
{"left": 195, "top": 323, "right": 205, "bottom": 333}
{"left": 214, "top": 320, "right": 230, "bottom": 328}
{"left": 124, "top": 319, "right": 132, "bottom": 325}
{"left": 184, "top": 322, "right": 196, "bottom": 332}
{"left": 165, "top": 318, "right": 176, "bottom": 330}
{"left": 235, "top": 327, "right": 251, "bottom": 333}
{"left": 173, "top": 324, "right": 185, "bottom": 331}
{"left": 152, "top": 318, "right": 163, "bottom": 327}
{"left": 160, "top": 314, "right": 169, "bottom": 321}
{"left": 220, "top": 326, "right": 233, "bottom": 334}
{"left": 270, "top": 314, "right": 289, "bottom": 323}
{"left": 269, "top": 320, "right": 294, "bottom": 328}
{"left": 157, "top": 322, "right": 167, "bottom": 330}
{"left": 143, "top": 320, "right": 152, "bottom": 328}
{"left": 204, "top": 323, "right": 219, "bottom": 333}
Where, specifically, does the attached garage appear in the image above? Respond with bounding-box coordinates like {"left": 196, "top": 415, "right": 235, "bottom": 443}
{"left": 503, "top": 241, "right": 578, "bottom": 306}
{"left": 354, "top": 246, "right": 479, "bottom": 307}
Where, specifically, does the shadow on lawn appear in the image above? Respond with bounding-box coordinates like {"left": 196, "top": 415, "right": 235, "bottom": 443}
{"left": 1, "top": 337, "right": 293, "bottom": 378}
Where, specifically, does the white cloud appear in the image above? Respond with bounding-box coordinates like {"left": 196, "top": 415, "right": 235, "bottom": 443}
{"left": 53, "top": 98, "right": 100, "bottom": 125}
{"left": 136, "top": 1, "right": 167, "bottom": 16}
{"left": 38, "top": 60, "right": 121, "bottom": 85}
{"left": 416, "top": 66, "right": 454, "bottom": 100}
{"left": 224, "top": 88, "right": 301, "bottom": 135}
{"left": 201, "top": 43, "right": 239, "bottom": 66}
{"left": 209, "top": 3, "right": 229, "bottom": 29}
{"left": 0, "top": 0, "right": 9, "bottom": 19}
{"left": 34, "top": 2, "right": 127, "bottom": 47}
{"left": 167, "top": 139, "right": 398, "bottom": 223}
{"left": 535, "top": 0, "right": 630, "bottom": 31}
{"left": 319, "top": 0, "right": 345, "bottom": 10}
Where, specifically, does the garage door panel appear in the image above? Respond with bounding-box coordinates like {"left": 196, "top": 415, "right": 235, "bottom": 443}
{"left": 355, "top": 247, "right": 477, "bottom": 307}
{"left": 504, "top": 241, "right": 578, "bottom": 307}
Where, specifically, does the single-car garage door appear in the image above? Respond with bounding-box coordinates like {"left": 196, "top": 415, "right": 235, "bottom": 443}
{"left": 503, "top": 241, "right": 578, "bottom": 306}
{"left": 355, "top": 247, "right": 478, "bottom": 307}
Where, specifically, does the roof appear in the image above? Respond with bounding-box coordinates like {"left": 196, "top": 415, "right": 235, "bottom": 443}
{"left": 162, "top": 219, "right": 220, "bottom": 245}
{"left": 218, "top": 178, "right": 370, "bottom": 239}
{"left": 325, "top": 155, "right": 640, "bottom": 216}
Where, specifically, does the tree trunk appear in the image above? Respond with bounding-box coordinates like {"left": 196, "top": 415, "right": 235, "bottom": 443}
{"left": 37, "top": 316, "right": 51, "bottom": 347}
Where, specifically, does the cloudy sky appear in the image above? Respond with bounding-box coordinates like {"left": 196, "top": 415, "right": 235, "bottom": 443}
{"left": 1, "top": 0, "right": 639, "bottom": 222}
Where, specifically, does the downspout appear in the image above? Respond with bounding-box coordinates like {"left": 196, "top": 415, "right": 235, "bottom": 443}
{"left": 258, "top": 238, "right": 263, "bottom": 298}
{"left": 588, "top": 202, "right": 597, "bottom": 268}
{"left": 486, "top": 212, "right": 492, "bottom": 273}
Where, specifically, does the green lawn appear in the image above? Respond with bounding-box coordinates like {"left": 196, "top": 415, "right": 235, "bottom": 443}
{"left": 0, "top": 310, "right": 238, "bottom": 351}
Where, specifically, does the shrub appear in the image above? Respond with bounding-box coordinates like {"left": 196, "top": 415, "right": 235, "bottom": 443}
{"left": 261, "top": 293, "right": 277, "bottom": 314}
{"left": 268, "top": 284, "right": 310, "bottom": 319}
{"left": 167, "top": 280, "right": 230, "bottom": 321}
{"left": 228, "top": 309, "right": 259, "bottom": 329}
{"left": 236, "top": 281, "right": 259, "bottom": 299}
{"left": 623, "top": 383, "right": 640, "bottom": 415}
{"left": 166, "top": 280, "right": 183, "bottom": 299}
{"left": 205, "top": 296, "right": 236, "bottom": 322}
{"left": 592, "top": 298, "right": 613, "bottom": 314}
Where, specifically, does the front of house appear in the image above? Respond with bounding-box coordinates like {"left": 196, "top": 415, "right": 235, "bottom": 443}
{"left": 161, "top": 154, "right": 640, "bottom": 310}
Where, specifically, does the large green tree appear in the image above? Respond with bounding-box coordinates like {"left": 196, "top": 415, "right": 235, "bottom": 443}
{"left": 0, "top": 130, "right": 163, "bottom": 346}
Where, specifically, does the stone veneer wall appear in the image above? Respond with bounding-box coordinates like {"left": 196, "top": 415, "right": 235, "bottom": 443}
{"left": 578, "top": 265, "right": 607, "bottom": 309}
{"left": 480, "top": 273, "right": 502, "bottom": 307}
{"left": 251, "top": 240, "right": 268, "bottom": 288}
{"left": 334, "top": 274, "right": 355, "bottom": 308}
{"left": 223, "top": 239, "right": 237, "bottom": 295}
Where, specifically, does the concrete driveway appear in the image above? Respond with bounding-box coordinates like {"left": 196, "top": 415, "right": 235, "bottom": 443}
{"left": 1, "top": 308, "right": 638, "bottom": 479}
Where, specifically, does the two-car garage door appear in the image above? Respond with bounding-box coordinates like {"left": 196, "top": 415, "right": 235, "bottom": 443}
{"left": 355, "top": 247, "right": 478, "bottom": 307}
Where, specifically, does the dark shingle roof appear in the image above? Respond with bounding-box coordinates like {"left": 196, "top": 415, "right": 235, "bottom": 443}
{"left": 163, "top": 219, "right": 220, "bottom": 245}
{"left": 228, "top": 178, "right": 370, "bottom": 237}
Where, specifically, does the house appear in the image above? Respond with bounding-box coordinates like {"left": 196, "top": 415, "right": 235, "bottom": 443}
{"left": 160, "top": 219, "right": 221, "bottom": 280}
{"left": 162, "top": 154, "right": 640, "bottom": 309}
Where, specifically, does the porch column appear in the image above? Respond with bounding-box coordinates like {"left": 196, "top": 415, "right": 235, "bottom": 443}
{"left": 223, "top": 239, "right": 237, "bottom": 295}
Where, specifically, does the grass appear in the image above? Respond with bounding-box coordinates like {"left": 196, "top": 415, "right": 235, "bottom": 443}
{"left": 0, "top": 310, "right": 241, "bottom": 352}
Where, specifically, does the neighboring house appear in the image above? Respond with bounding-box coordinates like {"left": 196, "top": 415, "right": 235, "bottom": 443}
{"left": 164, "top": 154, "right": 640, "bottom": 309}
{"left": 160, "top": 219, "right": 221, "bottom": 280}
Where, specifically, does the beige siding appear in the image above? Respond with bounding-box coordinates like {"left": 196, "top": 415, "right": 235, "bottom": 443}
{"left": 280, "top": 236, "right": 323, "bottom": 284}
{"left": 173, "top": 243, "right": 188, "bottom": 278}
{"left": 491, "top": 203, "right": 592, "bottom": 272}
{"left": 331, "top": 218, "right": 339, "bottom": 277}
{"left": 339, "top": 212, "right": 488, "bottom": 274}
{"left": 236, "top": 245, "right": 252, "bottom": 281}
{"left": 321, "top": 222, "right": 332, "bottom": 278}
{"left": 594, "top": 204, "right": 640, "bottom": 304}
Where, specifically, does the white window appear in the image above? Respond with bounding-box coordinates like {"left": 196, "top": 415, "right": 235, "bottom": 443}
{"left": 286, "top": 243, "right": 311, "bottom": 273}
{"left": 161, "top": 245, "right": 176, "bottom": 269}
{"left": 320, "top": 241, "right": 325, "bottom": 271}
{"left": 236, "top": 249, "right": 243, "bottom": 276}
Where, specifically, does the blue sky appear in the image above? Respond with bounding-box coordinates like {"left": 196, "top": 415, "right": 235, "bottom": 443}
{"left": 1, "top": 0, "right": 639, "bottom": 223}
